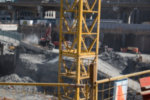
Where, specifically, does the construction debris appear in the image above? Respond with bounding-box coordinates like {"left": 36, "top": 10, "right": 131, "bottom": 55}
{"left": 99, "top": 50, "right": 150, "bottom": 74}
{"left": 0, "top": 74, "right": 34, "bottom": 83}
{"left": 99, "top": 50, "right": 128, "bottom": 71}
{"left": 0, "top": 74, "right": 37, "bottom": 91}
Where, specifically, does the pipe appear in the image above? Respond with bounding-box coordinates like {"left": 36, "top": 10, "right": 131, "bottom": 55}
{"left": 0, "top": 82, "right": 85, "bottom": 88}
{"left": 96, "top": 70, "right": 150, "bottom": 84}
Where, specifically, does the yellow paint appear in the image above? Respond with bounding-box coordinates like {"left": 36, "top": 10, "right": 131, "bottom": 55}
{"left": 58, "top": 0, "right": 101, "bottom": 99}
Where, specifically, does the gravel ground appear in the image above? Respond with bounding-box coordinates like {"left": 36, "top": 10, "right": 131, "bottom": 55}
{"left": 0, "top": 89, "right": 57, "bottom": 100}
{"left": 15, "top": 53, "right": 59, "bottom": 83}
{"left": 0, "top": 74, "right": 57, "bottom": 100}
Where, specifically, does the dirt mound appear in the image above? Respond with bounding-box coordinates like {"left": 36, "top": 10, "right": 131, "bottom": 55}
{"left": 100, "top": 51, "right": 150, "bottom": 74}
{"left": 0, "top": 74, "right": 36, "bottom": 92}
{"left": 99, "top": 51, "right": 128, "bottom": 71}
{"left": 0, "top": 74, "right": 34, "bottom": 83}
{"left": 15, "top": 53, "right": 59, "bottom": 83}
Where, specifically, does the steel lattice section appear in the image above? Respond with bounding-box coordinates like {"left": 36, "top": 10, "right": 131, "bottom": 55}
{"left": 58, "top": 0, "right": 101, "bottom": 100}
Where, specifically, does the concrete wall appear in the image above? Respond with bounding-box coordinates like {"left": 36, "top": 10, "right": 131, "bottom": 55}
{"left": 126, "top": 34, "right": 150, "bottom": 53}
{"left": 102, "top": 33, "right": 150, "bottom": 53}
{"left": 0, "top": 54, "right": 16, "bottom": 76}
{"left": 18, "top": 25, "right": 47, "bottom": 38}
{"left": 103, "top": 34, "right": 123, "bottom": 51}
{"left": 0, "top": 24, "right": 18, "bottom": 31}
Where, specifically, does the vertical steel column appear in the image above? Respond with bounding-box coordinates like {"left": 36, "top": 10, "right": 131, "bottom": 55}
{"left": 95, "top": 1, "right": 101, "bottom": 100}
{"left": 76, "top": 0, "right": 83, "bottom": 99}
{"left": 58, "top": 0, "right": 63, "bottom": 100}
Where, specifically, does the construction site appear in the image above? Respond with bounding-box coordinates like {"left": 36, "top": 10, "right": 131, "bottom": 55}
{"left": 0, "top": 0, "right": 150, "bottom": 100}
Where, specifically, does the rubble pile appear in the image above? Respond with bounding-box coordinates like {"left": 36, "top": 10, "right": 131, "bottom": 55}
{"left": 0, "top": 74, "right": 57, "bottom": 100}
{"left": 99, "top": 51, "right": 128, "bottom": 71}
{"left": 0, "top": 74, "right": 37, "bottom": 92}
{"left": 15, "top": 53, "right": 59, "bottom": 83}
{"left": 0, "top": 43, "right": 150, "bottom": 99}
{"left": 99, "top": 51, "right": 150, "bottom": 74}
{"left": 0, "top": 74, "right": 34, "bottom": 83}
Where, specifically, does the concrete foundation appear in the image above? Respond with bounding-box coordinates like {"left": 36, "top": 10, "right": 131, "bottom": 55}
{"left": 0, "top": 54, "right": 17, "bottom": 76}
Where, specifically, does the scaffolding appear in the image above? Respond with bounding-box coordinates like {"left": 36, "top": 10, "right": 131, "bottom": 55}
{"left": 58, "top": 0, "right": 101, "bottom": 99}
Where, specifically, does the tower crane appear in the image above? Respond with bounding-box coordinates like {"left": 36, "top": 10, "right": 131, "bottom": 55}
{"left": 58, "top": 0, "right": 101, "bottom": 100}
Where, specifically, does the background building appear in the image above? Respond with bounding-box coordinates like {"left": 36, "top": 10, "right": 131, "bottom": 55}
{"left": 0, "top": 0, "right": 150, "bottom": 53}
{"left": 0, "top": 0, "right": 150, "bottom": 23}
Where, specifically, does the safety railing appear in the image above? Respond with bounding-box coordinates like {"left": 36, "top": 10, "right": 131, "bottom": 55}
{"left": 0, "top": 82, "right": 85, "bottom": 100}
{"left": 96, "top": 70, "right": 150, "bottom": 100}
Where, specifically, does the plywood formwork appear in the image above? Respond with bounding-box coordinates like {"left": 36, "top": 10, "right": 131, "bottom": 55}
{"left": 58, "top": 0, "right": 101, "bottom": 100}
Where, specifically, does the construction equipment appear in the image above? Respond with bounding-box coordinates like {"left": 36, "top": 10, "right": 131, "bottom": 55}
{"left": 121, "top": 46, "right": 143, "bottom": 62}
{"left": 39, "top": 23, "right": 55, "bottom": 50}
{"left": 58, "top": 0, "right": 101, "bottom": 100}
{"left": 1, "top": 1, "right": 150, "bottom": 100}
{"left": 8, "top": 43, "right": 15, "bottom": 52}
{"left": 121, "top": 47, "right": 139, "bottom": 53}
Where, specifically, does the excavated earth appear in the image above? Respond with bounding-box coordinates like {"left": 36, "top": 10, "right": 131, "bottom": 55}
{"left": 99, "top": 51, "right": 150, "bottom": 74}
{"left": 0, "top": 48, "right": 150, "bottom": 99}
{"left": 0, "top": 51, "right": 59, "bottom": 99}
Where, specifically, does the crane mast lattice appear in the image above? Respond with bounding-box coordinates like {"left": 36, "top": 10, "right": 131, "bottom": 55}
{"left": 58, "top": 0, "right": 101, "bottom": 99}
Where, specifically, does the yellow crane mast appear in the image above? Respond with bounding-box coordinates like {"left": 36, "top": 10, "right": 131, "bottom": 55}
{"left": 58, "top": 0, "right": 101, "bottom": 99}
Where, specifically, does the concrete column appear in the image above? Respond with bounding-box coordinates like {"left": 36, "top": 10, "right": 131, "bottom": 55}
{"left": 134, "top": 8, "right": 140, "bottom": 24}
{"left": 17, "top": 9, "right": 21, "bottom": 20}
{"left": 7, "top": 5, "right": 15, "bottom": 23}
{"left": 142, "top": 36, "right": 145, "bottom": 52}
{"left": 7, "top": 5, "right": 16, "bottom": 23}
{"left": 37, "top": 6, "right": 43, "bottom": 19}
{"left": 11, "top": 10, "right": 16, "bottom": 23}
{"left": 122, "top": 34, "right": 126, "bottom": 48}
{"left": 122, "top": 11, "right": 129, "bottom": 23}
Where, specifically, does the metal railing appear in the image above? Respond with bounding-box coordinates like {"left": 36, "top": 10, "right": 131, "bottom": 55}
{"left": 96, "top": 70, "right": 150, "bottom": 100}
